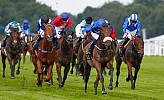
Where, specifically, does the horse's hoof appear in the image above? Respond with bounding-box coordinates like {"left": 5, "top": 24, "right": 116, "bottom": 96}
{"left": 10, "top": 76, "right": 15, "bottom": 79}
{"left": 126, "top": 78, "right": 130, "bottom": 82}
{"left": 70, "top": 71, "right": 73, "bottom": 74}
{"left": 131, "top": 86, "right": 135, "bottom": 90}
{"left": 102, "top": 91, "right": 107, "bottom": 94}
{"left": 108, "top": 85, "right": 113, "bottom": 90}
{"left": 33, "top": 70, "right": 36, "bottom": 74}
{"left": 16, "top": 70, "right": 20, "bottom": 75}
{"left": 2, "top": 75, "right": 5, "bottom": 78}
{"left": 36, "top": 83, "right": 42, "bottom": 87}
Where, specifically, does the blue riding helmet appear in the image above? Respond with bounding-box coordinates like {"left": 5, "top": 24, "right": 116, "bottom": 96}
{"left": 23, "top": 19, "right": 29, "bottom": 23}
{"left": 60, "top": 12, "right": 69, "bottom": 21}
{"left": 130, "top": 13, "right": 138, "bottom": 21}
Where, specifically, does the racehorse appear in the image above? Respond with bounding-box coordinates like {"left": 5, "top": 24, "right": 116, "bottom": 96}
{"left": 29, "top": 24, "right": 57, "bottom": 86}
{"left": 55, "top": 27, "right": 74, "bottom": 88}
{"left": 83, "top": 25, "right": 116, "bottom": 95}
{"left": 72, "top": 32, "right": 93, "bottom": 76}
{"left": 115, "top": 35, "right": 144, "bottom": 89}
{"left": 20, "top": 34, "right": 32, "bottom": 63}
{"left": 1, "top": 29, "right": 21, "bottom": 79}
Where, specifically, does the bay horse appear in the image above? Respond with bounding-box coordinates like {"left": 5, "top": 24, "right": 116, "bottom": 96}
{"left": 115, "top": 35, "right": 144, "bottom": 89}
{"left": 83, "top": 25, "right": 116, "bottom": 95}
{"left": 55, "top": 27, "right": 74, "bottom": 88}
{"left": 20, "top": 34, "right": 32, "bottom": 63}
{"left": 1, "top": 29, "right": 22, "bottom": 79}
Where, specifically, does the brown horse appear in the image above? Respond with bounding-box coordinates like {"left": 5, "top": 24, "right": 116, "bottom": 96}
{"left": 55, "top": 27, "right": 74, "bottom": 88}
{"left": 83, "top": 25, "right": 116, "bottom": 95}
{"left": 115, "top": 35, "right": 144, "bottom": 89}
{"left": 29, "top": 24, "right": 57, "bottom": 86}
{"left": 1, "top": 29, "right": 21, "bottom": 79}
{"left": 72, "top": 32, "right": 93, "bottom": 75}
{"left": 20, "top": 34, "right": 32, "bottom": 63}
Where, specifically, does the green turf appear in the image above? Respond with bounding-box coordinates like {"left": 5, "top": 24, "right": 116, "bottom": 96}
{"left": 0, "top": 56, "right": 163, "bottom": 100}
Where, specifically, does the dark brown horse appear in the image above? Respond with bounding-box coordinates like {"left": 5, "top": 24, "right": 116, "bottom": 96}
{"left": 29, "top": 24, "right": 57, "bottom": 86}
{"left": 83, "top": 25, "right": 116, "bottom": 95}
{"left": 1, "top": 29, "right": 21, "bottom": 79}
{"left": 115, "top": 35, "right": 144, "bottom": 89}
{"left": 72, "top": 32, "right": 93, "bottom": 76}
{"left": 20, "top": 34, "right": 32, "bottom": 63}
{"left": 55, "top": 27, "right": 74, "bottom": 88}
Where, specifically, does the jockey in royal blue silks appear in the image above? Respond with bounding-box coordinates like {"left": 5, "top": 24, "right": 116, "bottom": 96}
{"left": 119, "top": 13, "right": 141, "bottom": 57}
{"left": 82, "top": 18, "right": 108, "bottom": 60}
{"left": 33, "top": 15, "right": 57, "bottom": 50}
{"left": 74, "top": 16, "right": 94, "bottom": 53}
{"left": 21, "top": 19, "right": 31, "bottom": 37}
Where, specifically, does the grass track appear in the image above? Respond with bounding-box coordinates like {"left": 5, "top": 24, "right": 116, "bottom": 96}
{"left": 0, "top": 56, "right": 163, "bottom": 100}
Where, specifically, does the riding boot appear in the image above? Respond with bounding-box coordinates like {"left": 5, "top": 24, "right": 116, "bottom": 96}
{"left": 1, "top": 35, "right": 10, "bottom": 47}
{"left": 119, "top": 38, "right": 129, "bottom": 57}
{"left": 53, "top": 37, "right": 59, "bottom": 50}
{"left": 86, "top": 39, "right": 96, "bottom": 60}
{"left": 33, "top": 35, "right": 43, "bottom": 50}
{"left": 74, "top": 37, "right": 82, "bottom": 53}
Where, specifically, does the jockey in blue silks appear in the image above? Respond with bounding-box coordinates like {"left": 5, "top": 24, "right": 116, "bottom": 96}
{"left": 83, "top": 18, "right": 108, "bottom": 60}
{"left": 33, "top": 15, "right": 57, "bottom": 50}
{"left": 119, "top": 13, "right": 141, "bottom": 57}
{"left": 74, "top": 16, "right": 94, "bottom": 53}
{"left": 21, "top": 19, "right": 30, "bottom": 37}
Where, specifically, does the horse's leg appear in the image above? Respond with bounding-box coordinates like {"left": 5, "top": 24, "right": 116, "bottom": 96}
{"left": 95, "top": 62, "right": 107, "bottom": 94}
{"left": 83, "top": 63, "right": 91, "bottom": 94}
{"left": 94, "top": 73, "right": 100, "bottom": 95}
{"left": 70, "top": 54, "right": 76, "bottom": 74}
{"left": 127, "top": 63, "right": 134, "bottom": 90}
{"left": 115, "top": 57, "right": 122, "bottom": 87}
{"left": 44, "top": 64, "right": 53, "bottom": 86}
{"left": 103, "top": 68, "right": 107, "bottom": 75}
{"left": 36, "top": 60, "right": 42, "bottom": 87}
{"left": 107, "top": 61, "right": 114, "bottom": 90}
{"left": 133, "top": 66, "right": 140, "bottom": 89}
{"left": 61, "top": 65, "right": 70, "bottom": 87}
{"left": 16, "top": 55, "right": 21, "bottom": 75}
{"left": 126, "top": 74, "right": 130, "bottom": 82}
{"left": 1, "top": 53, "right": 6, "bottom": 78}
{"left": 56, "top": 63, "right": 62, "bottom": 88}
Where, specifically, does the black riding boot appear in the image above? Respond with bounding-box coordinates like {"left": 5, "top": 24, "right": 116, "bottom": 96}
{"left": 1, "top": 35, "right": 10, "bottom": 47}
{"left": 53, "top": 37, "right": 59, "bottom": 50}
{"left": 86, "top": 40, "right": 96, "bottom": 60}
{"left": 74, "top": 37, "right": 82, "bottom": 53}
{"left": 33, "top": 35, "right": 43, "bottom": 50}
{"left": 119, "top": 38, "right": 129, "bottom": 57}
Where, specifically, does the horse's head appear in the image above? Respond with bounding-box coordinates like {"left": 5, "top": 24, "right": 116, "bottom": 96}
{"left": 132, "top": 35, "right": 144, "bottom": 58}
{"left": 98, "top": 25, "right": 113, "bottom": 47}
{"left": 62, "top": 27, "right": 73, "bottom": 42}
{"left": 10, "top": 30, "right": 20, "bottom": 46}
{"left": 44, "top": 24, "right": 54, "bottom": 42}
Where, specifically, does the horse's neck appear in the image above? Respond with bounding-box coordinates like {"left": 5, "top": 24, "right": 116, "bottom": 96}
{"left": 40, "top": 38, "right": 53, "bottom": 51}
{"left": 60, "top": 38, "right": 70, "bottom": 53}
{"left": 96, "top": 38, "right": 106, "bottom": 49}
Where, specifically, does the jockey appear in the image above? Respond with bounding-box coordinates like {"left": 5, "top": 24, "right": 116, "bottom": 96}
{"left": 74, "top": 16, "right": 94, "bottom": 53}
{"left": 52, "top": 12, "right": 72, "bottom": 39}
{"left": 83, "top": 18, "right": 108, "bottom": 60}
{"left": 21, "top": 19, "right": 30, "bottom": 37}
{"left": 119, "top": 13, "right": 141, "bottom": 57}
{"left": 1, "top": 20, "right": 21, "bottom": 47}
{"left": 33, "top": 15, "right": 57, "bottom": 50}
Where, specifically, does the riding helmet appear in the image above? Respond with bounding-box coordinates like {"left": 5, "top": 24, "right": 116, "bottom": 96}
{"left": 10, "top": 20, "right": 18, "bottom": 28}
{"left": 60, "top": 12, "right": 69, "bottom": 21}
{"left": 41, "top": 15, "right": 49, "bottom": 24}
{"left": 85, "top": 16, "right": 93, "bottom": 24}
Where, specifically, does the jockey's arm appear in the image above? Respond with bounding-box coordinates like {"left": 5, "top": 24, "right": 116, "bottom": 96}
{"left": 137, "top": 21, "right": 141, "bottom": 36}
{"left": 122, "top": 18, "right": 128, "bottom": 34}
